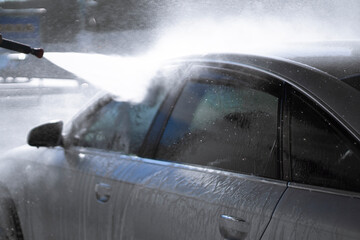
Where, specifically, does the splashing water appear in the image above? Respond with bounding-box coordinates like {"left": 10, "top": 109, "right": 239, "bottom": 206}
{"left": 45, "top": 0, "right": 360, "bottom": 101}
{"left": 45, "top": 52, "right": 165, "bottom": 103}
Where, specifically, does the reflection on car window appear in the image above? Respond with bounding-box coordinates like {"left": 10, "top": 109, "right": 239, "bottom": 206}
{"left": 72, "top": 93, "right": 165, "bottom": 154}
{"left": 156, "top": 77, "right": 280, "bottom": 178}
{"left": 290, "top": 92, "right": 360, "bottom": 192}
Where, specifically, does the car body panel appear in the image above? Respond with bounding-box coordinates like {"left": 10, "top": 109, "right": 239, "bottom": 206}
{"left": 0, "top": 146, "right": 66, "bottom": 240}
{"left": 1, "top": 144, "right": 287, "bottom": 240}
{"left": 261, "top": 184, "right": 360, "bottom": 240}
{"left": 119, "top": 156, "right": 286, "bottom": 240}
{"left": 2, "top": 146, "right": 126, "bottom": 240}
{"left": 66, "top": 147, "right": 287, "bottom": 240}
{"left": 4, "top": 146, "right": 85, "bottom": 240}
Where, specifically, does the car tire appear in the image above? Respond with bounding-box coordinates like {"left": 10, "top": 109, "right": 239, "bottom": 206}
{"left": 0, "top": 196, "right": 23, "bottom": 240}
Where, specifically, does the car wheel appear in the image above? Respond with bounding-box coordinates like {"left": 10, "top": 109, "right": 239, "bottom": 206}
{"left": 0, "top": 197, "right": 23, "bottom": 240}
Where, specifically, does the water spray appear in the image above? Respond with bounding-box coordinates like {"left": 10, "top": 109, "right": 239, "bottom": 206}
{"left": 0, "top": 33, "right": 44, "bottom": 58}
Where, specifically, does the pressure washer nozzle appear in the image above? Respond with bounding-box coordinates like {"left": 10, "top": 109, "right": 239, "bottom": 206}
{"left": 31, "top": 48, "right": 44, "bottom": 58}
{"left": 0, "top": 34, "right": 44, "bottom": 58}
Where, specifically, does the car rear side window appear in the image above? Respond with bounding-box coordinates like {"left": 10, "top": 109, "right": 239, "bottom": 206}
{"left": 290, "top": 92, "right": 360, "bottom": 192}
{"left": 155, "top": 70, "right": 281, "bottom": 179}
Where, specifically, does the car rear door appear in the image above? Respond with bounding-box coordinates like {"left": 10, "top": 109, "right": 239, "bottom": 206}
{"left": 261, "top": 87, "right": 360, "bottom": 240}
{"left": 121, "top": 65, "right": 288, "bottom": 239}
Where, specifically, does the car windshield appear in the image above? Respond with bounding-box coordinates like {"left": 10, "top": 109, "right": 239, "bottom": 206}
{"left": 0, "top": 0, "right": 359, "bottom": 239}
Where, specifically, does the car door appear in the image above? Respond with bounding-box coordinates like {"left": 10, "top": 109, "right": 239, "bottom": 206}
{"left": 20, "top": 95, "right": 121, "bottom": 240}
{"left": 121, "top": 65, "right": 288, "bottom": 240}
{"left": 261, "top": 87, "right": 360, "bottom": 240}
{"left": 20, "top": 81, "right": 169, "bottom": 239}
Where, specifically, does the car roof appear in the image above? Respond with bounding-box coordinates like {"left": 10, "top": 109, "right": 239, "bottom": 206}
{"left": 284, "top": 41, "right": 360, "bottom": 79}
{"left": 171, "top": 51, "right": 360, "bottom": 140}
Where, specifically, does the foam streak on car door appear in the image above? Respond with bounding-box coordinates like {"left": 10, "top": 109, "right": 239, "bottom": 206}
{"left": 64, "top": 148, "right": 130, "bottom": 240}
{"left": 21, "top": 147, "right": 86, "bottom": 240}
{"left": 119, "top": 159, "right": 287, "bottom": 240}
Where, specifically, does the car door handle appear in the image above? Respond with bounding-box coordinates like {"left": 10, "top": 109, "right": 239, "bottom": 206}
{"left": 95, "top": 182, "right": 111, "bottom": 203}
{"left": 219, "top": 214, "right": 250, "bottom": 240}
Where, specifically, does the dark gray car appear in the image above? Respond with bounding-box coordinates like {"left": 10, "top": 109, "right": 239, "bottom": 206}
{"left": 0, "top": 51, "right": 359, "bottom": 240}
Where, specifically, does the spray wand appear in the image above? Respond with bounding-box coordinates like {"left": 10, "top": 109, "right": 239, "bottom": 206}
{"left": 0, "top": 33, "right": 44, "bottom": 58}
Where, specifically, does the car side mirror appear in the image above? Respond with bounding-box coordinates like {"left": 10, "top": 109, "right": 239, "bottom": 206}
{"left": 27, "top": 121, "right": 64, "bottom": 148}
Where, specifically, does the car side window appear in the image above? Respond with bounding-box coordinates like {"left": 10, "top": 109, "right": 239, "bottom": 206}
{"left": 290, "top": 91, "right": 360, "bottom": 192}
{"left": 76, "top": 100, "right": 130, "bottom": 152}
{"left": 155, "top": 70, "right": 281, "bottom": 179}
{"left": 71, "top": 94, "right": 165, "bottom": 154}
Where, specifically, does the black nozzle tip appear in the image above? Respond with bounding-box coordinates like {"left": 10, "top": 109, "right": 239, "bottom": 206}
{"left": 32, "top": 48, "right": 44, "bottom": 58}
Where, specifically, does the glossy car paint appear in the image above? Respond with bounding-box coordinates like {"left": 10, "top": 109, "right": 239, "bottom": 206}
{"left": 262, "top": 183, "right": 360, "bottom": 240}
